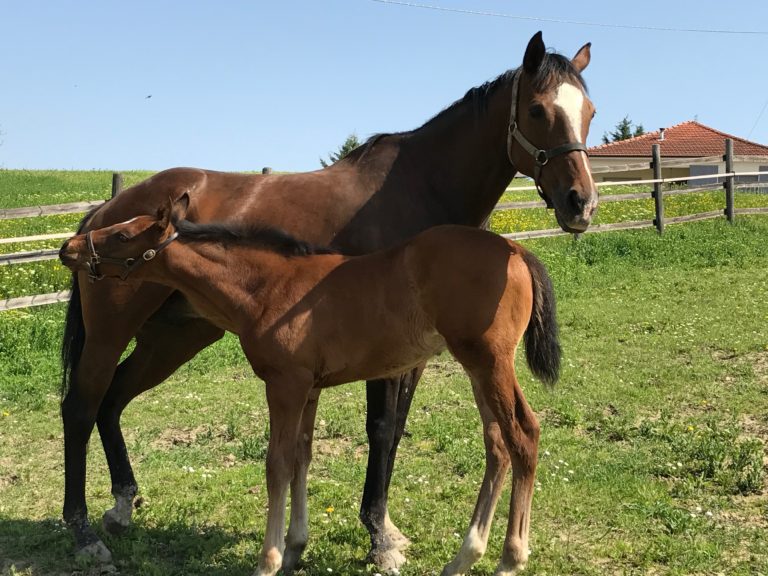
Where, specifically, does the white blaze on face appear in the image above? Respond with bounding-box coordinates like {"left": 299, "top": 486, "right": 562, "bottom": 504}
{"left": 553, "top": 81, "right": 596, "bottom": 198}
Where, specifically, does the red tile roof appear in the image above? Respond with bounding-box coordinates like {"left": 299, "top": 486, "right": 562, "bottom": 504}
{"left": 589, "top": 120, "right": 768, "bottom": 157}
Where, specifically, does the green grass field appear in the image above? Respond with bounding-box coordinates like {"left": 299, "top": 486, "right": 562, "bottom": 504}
{"left": 0, "top": 171, "right": 767, "bottom": 575}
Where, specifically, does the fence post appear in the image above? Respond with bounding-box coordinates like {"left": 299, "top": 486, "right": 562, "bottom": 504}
{"left": 111, "top": 172, "right": 123, "bottom": 198}
{"left": 724, "top": 138, "right": 734, "bottom": 223}
{"left": 651, "top": 144, "right": 664, "bottom": 234}
{"left": 262, "top": 167, "right": 273, "bottom": 175}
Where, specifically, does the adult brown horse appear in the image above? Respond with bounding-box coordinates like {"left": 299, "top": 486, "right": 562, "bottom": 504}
{"left": 60, "top": 32, "right": 597, "bottom": 570}
{"left": 60, "top": 193, "right": 561, "bottom": 576}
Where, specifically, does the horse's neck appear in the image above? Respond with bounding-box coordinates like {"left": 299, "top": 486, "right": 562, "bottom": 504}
{"left": 403, "top": 82, "right": 517, "bottom": 225}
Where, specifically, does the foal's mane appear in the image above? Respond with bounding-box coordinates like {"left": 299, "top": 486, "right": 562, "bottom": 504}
{"left": 345, "top": 51, "right": 586, "bottom": 163}
{"left": 174, "top": 219, "right": 336, "bottom": 257}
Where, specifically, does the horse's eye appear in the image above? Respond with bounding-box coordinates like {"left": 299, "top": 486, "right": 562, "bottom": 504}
{"left": 529, "top": 104, "right": 545, "bottom": 119}
{"left": 118, "top": 233, "right": 130, "bottom": 243}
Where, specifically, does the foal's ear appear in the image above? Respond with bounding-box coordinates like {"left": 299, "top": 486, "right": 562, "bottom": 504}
{"left": 172, "top": 192, "right": 191, "bottom": 223}
{"left": 572, "top": 42, "right": 592, "bottom": 73}
{"left": 523, "top": 31, "right": 545, "bottom": 75}
{"left": 156, "top": 197, "right": 174, "bottom": 230}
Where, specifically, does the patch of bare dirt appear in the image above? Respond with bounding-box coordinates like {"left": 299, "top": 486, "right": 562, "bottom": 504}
{"left": 150, "top": 424, "right": 228, "bottom": 449}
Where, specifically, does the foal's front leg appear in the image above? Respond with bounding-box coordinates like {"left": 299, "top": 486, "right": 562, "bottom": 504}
{"left": 282, "top": 388, "right": 321, "bottom": 573}
{"left": 255, "top": 369, "right": 313, "bottom": 576}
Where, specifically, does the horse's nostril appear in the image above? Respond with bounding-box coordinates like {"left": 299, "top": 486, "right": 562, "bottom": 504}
{"left": 568, "top": 189, "right": 586, "bottom": 213}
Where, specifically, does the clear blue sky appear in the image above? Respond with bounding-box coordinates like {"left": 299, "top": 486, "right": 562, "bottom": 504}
{"left": 2, "top": 0, "right": 767, "bottom": 172}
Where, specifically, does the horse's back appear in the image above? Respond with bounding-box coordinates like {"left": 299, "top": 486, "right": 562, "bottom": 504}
{"left": 85, "top": 165, "right": 373, "bottom": 247}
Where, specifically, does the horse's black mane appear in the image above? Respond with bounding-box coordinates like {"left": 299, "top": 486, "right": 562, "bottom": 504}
{"left": 345, "top": 51, "right": 586, "bottom": 163}
{"left": 174, "top": 219, "right": 336, "bottom": 257}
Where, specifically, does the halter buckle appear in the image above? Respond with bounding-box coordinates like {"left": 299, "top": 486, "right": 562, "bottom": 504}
{"left": 535, "top": 150, "right": 549, "bottom": 166}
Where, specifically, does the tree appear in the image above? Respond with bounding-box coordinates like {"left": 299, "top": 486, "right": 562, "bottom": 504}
{"left": 602, "top": 116, "right": 645, "bottom": 144}
{"left": 320, "top": 133, "right": 361, "bottom": 168}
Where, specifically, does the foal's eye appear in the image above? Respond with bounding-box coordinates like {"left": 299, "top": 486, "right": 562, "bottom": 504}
{"left": 529, "top": 104, "right": 545, "bottom": 119}
{"left": 118, "top": 233, "right": 130, "bottom": 243}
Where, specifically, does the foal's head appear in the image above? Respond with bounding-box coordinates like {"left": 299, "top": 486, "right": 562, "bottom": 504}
{"left": 59, "top": 195, "right": 187, "bottom": 280}
{"left": 510, "top": 32, "right": 598, "bottom": 233}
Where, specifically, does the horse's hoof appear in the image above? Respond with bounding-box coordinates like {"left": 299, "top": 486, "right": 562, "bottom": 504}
{"left": 75, "top": 540, "right": 113, "bottom": 564}
{"left": 383, "top": 515, "right": 411, "bottom": 550}
{"left": 368, "top": 546, "right": 407, "bottom": 575}
{"left": 388, "top": 530, "right": 411, "bottom": 551}
{"left": 102, "top": 508, "right": 130, "bottom": 535}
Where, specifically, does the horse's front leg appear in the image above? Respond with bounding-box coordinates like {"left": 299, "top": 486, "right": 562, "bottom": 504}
{"left": 254, "top": 368, "right": 313, "bottom": 576}
{"left": 360, "top": 366, "right": 423, "bottom": 572}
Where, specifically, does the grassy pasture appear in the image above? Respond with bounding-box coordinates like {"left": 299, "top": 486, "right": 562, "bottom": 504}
{"left": 0, "top": 172, "right": 767, "bottom": 575}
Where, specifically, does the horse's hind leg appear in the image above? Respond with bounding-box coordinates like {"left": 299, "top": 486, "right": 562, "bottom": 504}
{"left": 441, "top": 381, "right": 511, "bottom": 576}
{"left": 97, "top": 298, "right": 225, "bottom": 534}
{"left": 62, "top": 282, "right": 169, "bottom": 561}
{"left": 360, "top": 366, "right": 422, "bottom": 572}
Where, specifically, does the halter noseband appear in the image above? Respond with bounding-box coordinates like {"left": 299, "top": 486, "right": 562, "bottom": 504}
{"left": 85, "top": 230, "right": 179, "bottom": 282}
{"left": 506, "top": 70, "right": 589, "bottom": 208}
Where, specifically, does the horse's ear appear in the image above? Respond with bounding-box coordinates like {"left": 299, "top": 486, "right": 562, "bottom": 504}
{"left": 172, "top": 192, "right": 190, "bottom": 223}
{"left": 523, "top": 31, "right": 545, "bottom": 75}
{"left": 572, "top": 42, "right": 592, "bottom": 73}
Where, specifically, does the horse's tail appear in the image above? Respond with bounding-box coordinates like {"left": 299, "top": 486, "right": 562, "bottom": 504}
{"left": 60, "top": 206, "right": 100, "bottom": 401}
{"left": 61, "top": 273, "right": 84, "bottom": 401}
{"left": 520, "top": 249, "right": 561, "bottom": 387}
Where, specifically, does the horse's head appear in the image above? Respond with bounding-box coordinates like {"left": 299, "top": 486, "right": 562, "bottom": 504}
{"left": 59, "top": 194, "right": 189, "bottom": 281}
{"left": 508, "top": 32, "right": 598, "bottom": 233}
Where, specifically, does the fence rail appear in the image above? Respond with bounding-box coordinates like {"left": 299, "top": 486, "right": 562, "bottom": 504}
{"left": 0, "top": 200, "right": 106, "bottom": 221}
{"left": 3, "top": 142, "right": 768, "bottom": 310}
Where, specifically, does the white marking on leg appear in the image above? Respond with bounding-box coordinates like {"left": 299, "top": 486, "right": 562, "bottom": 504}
{"left": 106, "top": 492, "right": 133, "bottom": 525}
{"left": 441, "top": 525, "right": 487, "bottom": 576}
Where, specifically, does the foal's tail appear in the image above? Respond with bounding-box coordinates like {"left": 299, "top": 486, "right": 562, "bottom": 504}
{"left": 520, "top": 249, "right": 561, "bottom": 386}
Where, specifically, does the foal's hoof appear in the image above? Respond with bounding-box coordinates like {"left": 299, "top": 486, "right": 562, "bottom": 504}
{"left": 368, "top": 546, "right": 407, "bottom": 575}
{"left": 102, "top": 508, "right": 130, "bottom": 535}
{"left": 75, "top": 540, "right": 113, "bottom": 564}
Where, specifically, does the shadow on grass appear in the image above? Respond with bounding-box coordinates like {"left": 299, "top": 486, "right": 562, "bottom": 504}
{"left": 0, "top": 517, "right": 371, "bottom": 576}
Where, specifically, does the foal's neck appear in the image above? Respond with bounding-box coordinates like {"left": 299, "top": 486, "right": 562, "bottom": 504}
{"left": 148, "top": 241, "right": 280, "bottom": 333}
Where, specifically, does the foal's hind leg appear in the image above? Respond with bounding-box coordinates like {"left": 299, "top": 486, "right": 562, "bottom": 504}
{"left": 360, "top": 366, "right": 422, "bottom": 572}
{"left": 484, "top": 366, "right": 540, "bottom": 575}
{"left": 441, "top": 382, "right": 511, "bottom": 576}
{"left": 97, "top": 298, "right": 225, "bottom": 534}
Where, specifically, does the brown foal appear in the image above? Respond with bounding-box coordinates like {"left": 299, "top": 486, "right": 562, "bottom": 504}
{"left": 60, "top": 194, "right": 561, "bottom": 576}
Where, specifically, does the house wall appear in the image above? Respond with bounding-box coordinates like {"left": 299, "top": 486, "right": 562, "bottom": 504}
{"left": 590, "top": 157, "right": 767, "bottom": 185}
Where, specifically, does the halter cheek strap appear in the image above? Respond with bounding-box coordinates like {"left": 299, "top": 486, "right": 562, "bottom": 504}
{"left": 85, "top": 230, "right": 178, "bottom": 282}
{"left": 506, "top": 70, "right": 589, "bottom": 208}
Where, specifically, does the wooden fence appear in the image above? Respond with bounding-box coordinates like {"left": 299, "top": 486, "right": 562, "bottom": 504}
{"left": 2, "top": 140, "right": 768, "bottom": 311}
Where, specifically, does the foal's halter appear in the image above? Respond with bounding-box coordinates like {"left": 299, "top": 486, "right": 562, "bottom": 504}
{"left": 506, "top": 70, "right": 589, "bottom": 208}
{"left": 85, "top": 230, "right": 179, "bottom": 282}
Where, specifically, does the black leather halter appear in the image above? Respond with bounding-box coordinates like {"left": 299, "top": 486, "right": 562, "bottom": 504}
{"left": 506, "top": 70, "right": 589, "bottom": 208}
{"left": 85, "top": 230, "right": 178, "bottom": 282}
